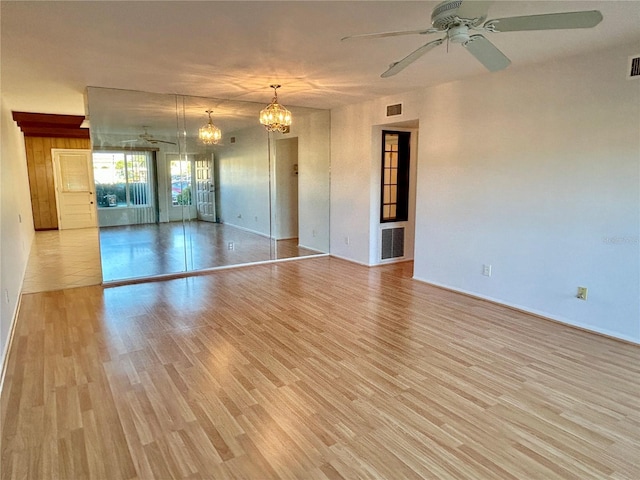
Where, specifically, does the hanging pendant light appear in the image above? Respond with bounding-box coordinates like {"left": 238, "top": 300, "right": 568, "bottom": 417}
{"left": 259, "top": 85, "right": 292, "bottom": 133}
{"left": 199, "top": 110, "right": 222, "bottom": 145}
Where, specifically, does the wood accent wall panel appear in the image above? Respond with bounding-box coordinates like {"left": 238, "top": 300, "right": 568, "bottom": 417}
{"left": 24, "top": 136, "right": 91, "bottom": 230}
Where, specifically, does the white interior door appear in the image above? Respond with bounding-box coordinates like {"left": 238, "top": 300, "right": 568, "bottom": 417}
{"left": 195, "top": 154, "right": 216, "bottom": 222}
{"left": 52, "top": 149, "right": 97, "bottom": 230}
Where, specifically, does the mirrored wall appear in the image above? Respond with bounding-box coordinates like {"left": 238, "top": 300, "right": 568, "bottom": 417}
{"left": 87, "top": 87, "right": 330, "bottom": 283}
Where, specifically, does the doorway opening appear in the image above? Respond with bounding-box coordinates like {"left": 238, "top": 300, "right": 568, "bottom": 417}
{"left": 375, "top": 123, "right": 418, "bottom": 267}
{"left": 274, "top": 137, "right": 299, "bottom": 242}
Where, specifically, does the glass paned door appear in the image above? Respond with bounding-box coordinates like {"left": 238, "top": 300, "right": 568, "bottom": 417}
{"left": 168, "top": 155, "right": 196, "bottom": 221}
{"left": 195, "top": 154, "right": 216, "bottom": 222}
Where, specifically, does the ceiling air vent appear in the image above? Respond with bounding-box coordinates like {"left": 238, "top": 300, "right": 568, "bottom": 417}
{"left": 386, "top": 103, "right": 402, "bottom": 117}
{"left": 628, "top": 55, "right": 640, "bottom": 79}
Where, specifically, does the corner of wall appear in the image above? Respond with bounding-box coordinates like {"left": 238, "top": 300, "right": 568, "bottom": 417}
{"left": 1, "top": 99, "right": 35, "bottom": 374}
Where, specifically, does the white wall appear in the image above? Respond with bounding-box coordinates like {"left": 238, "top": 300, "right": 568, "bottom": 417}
{"left": 217, "top": 111, "right": 331, "bottom": 253}
{"left": 0, "top": 101, "right": 35, "bottom": 371}
{"left": 331, "top": 95, "right": 423, "bottom": 265}
{"left": 217, "top": 125, "right": 271, "bottom": 236}
{"left": 292, "top": 109, "right": 331, "bottom": 252}
{"left": 331, "top": 43, "right": 640, "bottom": 343}
{"left": 331, "top": 102, "right": 375, "bottom": 264}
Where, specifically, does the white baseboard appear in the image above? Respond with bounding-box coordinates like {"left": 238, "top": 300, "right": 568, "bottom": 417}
{"left": 221, "top": 222, "right": 270, "bottom": 239}
{"left": 328, "top": 253, "right": 372, "bottom": 267}
{"left": 414, "top": 276, "right": 640, "bottom": 346}
{"left": 0, "top": 291, "right": 24, "bottom": 393}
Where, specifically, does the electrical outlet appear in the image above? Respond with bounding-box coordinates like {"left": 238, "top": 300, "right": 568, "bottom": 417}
{"left": 228, "top": 242, "right": 234, "bottom": 250}
{"left": 577, "top": 287, "right": 588, "bottom": 300}
{"left": 344, "top": 236, "right": 350, "bottom": 245}
{"left": 312, "top": 229, "right": 317, "bottom": 237}
{"left": 482, "top": 264, "right": 492, "bottom": 277}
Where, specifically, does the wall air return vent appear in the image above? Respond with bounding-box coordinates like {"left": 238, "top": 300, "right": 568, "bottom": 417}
{"left": 381, "top": 227, "right": 405, "bottom": 260}
{"left": 386, "top": 103, "right": 403, "bottom": 117}
{"left": 628, "top": 55, "right": 640, "bottom": 79}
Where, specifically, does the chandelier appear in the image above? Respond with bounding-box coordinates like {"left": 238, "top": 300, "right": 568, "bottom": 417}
{"left": 199, "top": 110, "right": 221, "bottom": 145}
{"left": 259, "top": 85, "right": 292, "bottom": 133}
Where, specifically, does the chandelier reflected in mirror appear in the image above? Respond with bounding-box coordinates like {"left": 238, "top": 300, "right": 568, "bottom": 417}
{"left": 259, "top": 85, "right": 292, "bottom": 133}
{"left": 199, "top": 109, "right": 222, "bottom": 145}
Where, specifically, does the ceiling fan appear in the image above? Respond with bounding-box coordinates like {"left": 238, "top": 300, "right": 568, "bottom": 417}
{"left": 342, "top": 0, "right": 603, "bottom": 77}
{"left": 122, "top": 126, "right": 177, "bottom": 146}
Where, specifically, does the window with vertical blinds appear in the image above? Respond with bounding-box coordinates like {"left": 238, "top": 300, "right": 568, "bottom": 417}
{"left": 93, "top": 151, "right": 151, "bottom": 208}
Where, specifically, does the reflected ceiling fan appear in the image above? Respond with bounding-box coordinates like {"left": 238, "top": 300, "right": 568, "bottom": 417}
{"left": 122, "top": 126, "right": 177, "bottom": 146}
{"left": 342, "top": 0, "right": 603, "bottom": 77}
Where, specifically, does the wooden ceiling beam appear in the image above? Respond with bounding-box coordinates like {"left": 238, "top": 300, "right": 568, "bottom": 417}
{"left": 12, "top": 111, "right": 90, "bottom": 139}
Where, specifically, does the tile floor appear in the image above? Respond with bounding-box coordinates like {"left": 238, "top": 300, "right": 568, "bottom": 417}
{"left": 21, "top": 228, "right": 103, "bottom": 293}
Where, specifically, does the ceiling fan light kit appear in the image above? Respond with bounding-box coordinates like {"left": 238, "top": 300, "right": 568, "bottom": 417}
{"left": 343, "top": 0, "right": 603, "bottom": 77}
{"left": 448, "top": 24, "right": 471, "bottom": 44}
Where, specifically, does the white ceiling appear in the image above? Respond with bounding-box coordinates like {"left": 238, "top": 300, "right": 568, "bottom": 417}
{"left": 2, "top": 1, "right": 639, "bottom": 115}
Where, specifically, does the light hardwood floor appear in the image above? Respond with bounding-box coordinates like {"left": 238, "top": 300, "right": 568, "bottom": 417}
{"left": 2, "top": 258, "right": 639, "bottom": 479}
{"left": 21, "top": 223, "right": 321, "bottom": 292}
{"left": 100, "top": 222, "right": 322, "bottom": 282}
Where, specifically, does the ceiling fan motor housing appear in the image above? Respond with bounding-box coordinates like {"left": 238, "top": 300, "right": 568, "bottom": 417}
{"left": 448, "top": 25, "right": 470, "bottom": 43}
{"left": 431, "top": 0, "right": 485, "bottom": 30}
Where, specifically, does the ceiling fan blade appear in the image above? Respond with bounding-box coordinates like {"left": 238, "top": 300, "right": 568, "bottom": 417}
{"left": 456, "top": 1, "right": 491, "bottom": 24}
{"left": 153, "top": 140, "right": 177, "bottom": 145}
{"left": 381, "top": 38, "right": 445, "bottom": 78}
{"left": 463, "top": 35, "right": 511, "bottom": 72}
{"left": 342, "top": 28, "right": 439, "bottom": 41}
{"left": 485, "top": 10, "right": 602, "bottom": 32}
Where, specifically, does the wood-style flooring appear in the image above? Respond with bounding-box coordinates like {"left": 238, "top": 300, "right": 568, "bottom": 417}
{"left": 2, "top": 258, "right": 639, "bottom": 479}
{"left": 100, "top": 222, "right": 321, "bottom": 282}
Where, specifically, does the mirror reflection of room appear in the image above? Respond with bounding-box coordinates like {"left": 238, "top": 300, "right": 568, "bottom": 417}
{"left": 87, "top": 87, "right": 330, "bottom": 283}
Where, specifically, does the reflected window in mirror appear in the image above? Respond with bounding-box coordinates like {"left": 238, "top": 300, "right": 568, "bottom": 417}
{"left": 93, "top": 151, "right": 152, "bottom": 208}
